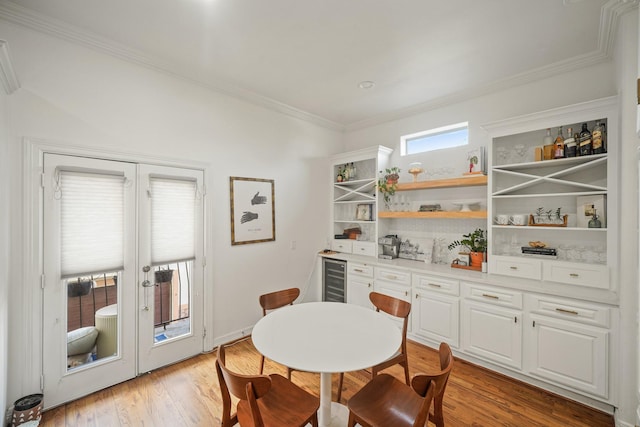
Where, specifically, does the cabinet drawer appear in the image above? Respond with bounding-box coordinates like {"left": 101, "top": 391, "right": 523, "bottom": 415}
{"left": 543, "top": 261, "right": 609, "bottom": 290}
{"left": 352, "top": 241, "right": 376, "bottom": 257}
{"left": 375, "top": 267, "right": 411, "bottom": 286}
{"left": 348, "top": 262, "right": 373, "bottom": 278}
{"left": 412, "top": 273, "right": 459, "bottom": 296}
{"left": 491, "top": 256, "right": 541, "bottom": 280}
{"left": 527, "top": 295, "right": 610, "bottom": 328}
{"left": 331, "top": 239, "right": 353, "bottom": 253}
{"left": 463, "top": 282, "right": 523, "bottom": 310}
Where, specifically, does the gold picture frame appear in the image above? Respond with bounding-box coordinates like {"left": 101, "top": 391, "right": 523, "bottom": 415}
{"left": 230, "top": 177, "right": 275, "bottom": 245}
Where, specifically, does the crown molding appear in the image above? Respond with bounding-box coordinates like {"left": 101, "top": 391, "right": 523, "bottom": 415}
{"left": 0, "top": 39, "right": 20, "bottom": 94}
{"left": 0, "top": 1, "right": 344, "bottom": 131}
{"left": 0, "top": 0, "right": 634, "bottom": 132}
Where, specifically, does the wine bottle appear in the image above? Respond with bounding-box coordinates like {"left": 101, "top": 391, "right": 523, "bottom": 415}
{"left": 578, "top": 123, "right": 592, "bottom": 156}
{"left": 554, "top": 127, "right": 565, "bottom": 159}
{"left": 592, "top": 121, "right": 606, "bottom": 154}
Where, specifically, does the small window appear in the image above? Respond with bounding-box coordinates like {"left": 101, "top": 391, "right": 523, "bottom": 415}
{"left": 401, "top": 122, "right": 468, "bottom": 155}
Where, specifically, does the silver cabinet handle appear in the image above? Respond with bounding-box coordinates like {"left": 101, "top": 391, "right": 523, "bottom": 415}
{"left": 354, "top": 269, "right": 364, "bottom": 273}
{"left": 569, "top": 273, "right": 579, "bottom": 278}
{"left": 428, "top": 283, "right": 442, "bottom": 288}
{"left": 509, "top": 266, "right": 518, "bottom": 270}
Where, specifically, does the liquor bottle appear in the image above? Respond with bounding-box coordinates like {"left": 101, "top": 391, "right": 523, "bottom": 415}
{"left": 564, "top": 127, "right": 576, "bottom": 158}
{"left": 578, "top": 123, "right": 592, "bottom": 156}
{"left": 350, "top": 162, "right": 357, "bottom": 179}
{"left": 542, "top": 128, "right": 553, "bottom": 146}
{"left": 592, "top": 121, "right": 606, "bottom": 154}
{"left": 553, "top": 127, "right": 565, "bottom": 159}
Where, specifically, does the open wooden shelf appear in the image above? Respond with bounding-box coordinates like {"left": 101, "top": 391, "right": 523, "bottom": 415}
{"left": 395, "top": 175, "right": 487, "bottom": 191}
{"left": 378, "top": 211, "right": 487, "bottom": 219}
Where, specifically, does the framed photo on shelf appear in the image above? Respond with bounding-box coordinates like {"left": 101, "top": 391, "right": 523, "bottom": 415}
{"left": 356, "top": 203, "right": 373, "bottom": 221}
{"left": 230, "top": 177, "right": 275, "bottom": 245}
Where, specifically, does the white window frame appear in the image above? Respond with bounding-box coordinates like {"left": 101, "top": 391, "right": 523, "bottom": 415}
{"left": 401, "top": 122, "right": 469, "bottom": 156}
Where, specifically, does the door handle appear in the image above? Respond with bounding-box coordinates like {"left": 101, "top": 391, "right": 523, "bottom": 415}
{"left": 141, "top": 280, "right": 154, "bottom": 288}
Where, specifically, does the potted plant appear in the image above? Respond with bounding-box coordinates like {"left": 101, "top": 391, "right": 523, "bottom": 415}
{"left": 67, "top": 278, "right": 95, "bottom": 298}
{"left": 377, "top": 167, "right": 401, "bottom": 210}
{"left": 447, "top": 228, "right": 487, "bottom": 267}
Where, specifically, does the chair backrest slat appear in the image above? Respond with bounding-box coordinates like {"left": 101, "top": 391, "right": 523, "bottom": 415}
{"left": 259, "top": 288, "right": 300, "bottom": 314}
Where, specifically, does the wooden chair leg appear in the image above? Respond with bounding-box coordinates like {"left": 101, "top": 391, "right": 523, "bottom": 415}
{"left": 432, "top": 394, "right": 445, "bottom": 427}
{"left": 259, "top": 354, "right": 265, "bottom": 374}
{"left": 310, "top": 412, "right": 319, "bottom": 427}
{"left": 347, "top": 411, "right": 357, "bottom": 427}
{"left": 336, "top": 372, "right": 344, "bottom": 403}
{"left": 287, "top": 367, "right": 292, "bottom": 381}
{"left": 403, "top": 360, "right": 410, "bottom": 386}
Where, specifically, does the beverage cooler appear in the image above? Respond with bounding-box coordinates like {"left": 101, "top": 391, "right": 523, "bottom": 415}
{"left": 322, "top": 258, "right": 346, "bottom": 303}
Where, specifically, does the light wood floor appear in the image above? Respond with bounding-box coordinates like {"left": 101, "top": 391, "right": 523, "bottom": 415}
{"left": 40, "top": 338, "right": 614, "bottom": 427}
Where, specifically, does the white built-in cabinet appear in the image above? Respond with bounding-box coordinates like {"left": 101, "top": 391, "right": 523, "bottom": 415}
{"left": 346, "top": 262, "right": 374, "bottom": 309}
{"left": 325, "top": 96, "right": 620, "bottom": 410}
{"left": 411, "top": 273, "right": 459, "bottom": 348}
{"left": 330, "top": 146, "right": 392, "bottom": 256}
{"left": 483, "top": 97, "right": 618, "bottom": 291}
{"left": 373, "top": 266, "right": 411, "bottom": 328}
{"left": 524, "top": 294, "right": 610, "bottom": 399}
{"left": 460, "top": 282, "right": 523, "bottom": 370}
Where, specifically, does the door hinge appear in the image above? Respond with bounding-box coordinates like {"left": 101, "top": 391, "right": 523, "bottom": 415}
{"left": 40, "top": 274, "right": 45, "bottom": 289}
{"left": 532, "top": 320, "right": 536, "bottom": 327}
{"left": 202, "top": 256, "right": 206, "bottom": 268}
{"left": 40, "top": 172, "right": 45, "bottom": 188}
{"left": 202, "top": 327, "right": 207, "bottom": 338}
{"left": 40, "top": 374, "right": 44, "bottom": 391}
{"left": 201, "top": 184, "right": 207, "bottom": 197}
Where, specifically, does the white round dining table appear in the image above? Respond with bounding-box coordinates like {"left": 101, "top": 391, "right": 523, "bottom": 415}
{"left": 251, "top": 301, "right": 402, "bottom": 427}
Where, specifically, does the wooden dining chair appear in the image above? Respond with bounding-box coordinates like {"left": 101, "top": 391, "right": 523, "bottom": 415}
{"left": 347, "top": 374, "right": 436, "bottom": 427}
{"left": 423, "top": 342, "right": 454, "bottom": 427}
{"left": 215, "top": 343, "right": 319, "bottom": 427}
{"left": 336, "top": 291, "right": 411, "bottom": 402}
{"left": 258, "top": 288, "right": 300, "bottom": 379}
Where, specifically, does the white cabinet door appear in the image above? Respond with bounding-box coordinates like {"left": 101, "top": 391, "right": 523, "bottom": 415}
{"left": 412, "top": 289, "right": 459, "bottom": 348}
{"left": 526, "top": 314, "right": 608, "bottom": 398}
{"left": 347, "top": 275, "right": 374, "bottom": 309}
{"left": 374, "top": 280, "right": 411, "bottom": 330}
{"left": 462, "top": 300, "right": 522, "bottom": 369}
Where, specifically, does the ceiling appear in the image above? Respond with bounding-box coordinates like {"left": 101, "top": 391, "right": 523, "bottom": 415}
{"left": 0, "top": 0, "right": 627, "bottom": 130}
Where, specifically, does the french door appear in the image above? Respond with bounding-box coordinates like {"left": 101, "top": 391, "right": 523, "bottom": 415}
{"left": 42, "top": 153, "right": 205, "bottom": 408}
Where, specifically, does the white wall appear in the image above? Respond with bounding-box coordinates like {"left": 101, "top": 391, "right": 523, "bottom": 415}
{"left": 343, "top": 13, "right": 639, "bottom": 427}
{"left": 2, "top": 21, "right": 343, "bottom": 405}
{"left": 0, "top": 82, "right": 10, "bottom": 425}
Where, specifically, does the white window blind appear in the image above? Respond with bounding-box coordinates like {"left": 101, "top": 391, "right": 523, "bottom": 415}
{"left": 60, "top": 170, "right": 125, "bottom": 278}
{"left": 150, "top": 177, "right": 197, "bottom": 265}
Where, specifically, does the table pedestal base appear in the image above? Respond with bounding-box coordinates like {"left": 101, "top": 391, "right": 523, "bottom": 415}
{"left": 319, "top": 372, "right": 349, "bottom": 426}
{"left": 310, "top": 402, "right": 348, "bottom": 427}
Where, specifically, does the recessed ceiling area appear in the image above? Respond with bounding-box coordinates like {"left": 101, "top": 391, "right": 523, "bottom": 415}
{"left": 0, "top": 0, "right": 617, "bottom": 129}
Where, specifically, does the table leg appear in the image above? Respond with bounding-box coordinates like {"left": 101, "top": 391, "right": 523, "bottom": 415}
{"left": 319, "top": 372, "right": 332, "bottom": 427}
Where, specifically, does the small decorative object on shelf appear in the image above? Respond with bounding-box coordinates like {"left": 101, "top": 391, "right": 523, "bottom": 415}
{"left": 529, "top": 207, "right": 567, "bottom": 227}
{"left": 588, "top": 208, "right": 602, "bottom": 228}
{"left": 448, "top": 228, "right": 487, "bottom": 270}
{"left": 408, "top": 162, "right": 424, "bottom": 182}
{"left": 464, "top": 147, "right": 485, "bottom": 175}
